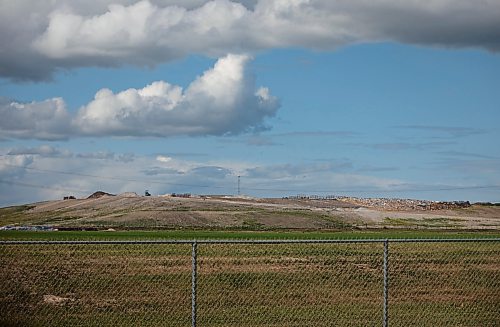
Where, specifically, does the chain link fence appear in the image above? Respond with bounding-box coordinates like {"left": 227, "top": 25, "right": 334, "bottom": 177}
{"left": 1, "top": 239, "right": 499, "bottom": 326}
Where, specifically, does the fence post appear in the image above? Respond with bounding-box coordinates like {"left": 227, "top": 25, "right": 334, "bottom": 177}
{"left": 191, "top": 242, "right": 198, "bottom": 327}
{"left": 383, "top": 239, "right": 389, "bottom": 327}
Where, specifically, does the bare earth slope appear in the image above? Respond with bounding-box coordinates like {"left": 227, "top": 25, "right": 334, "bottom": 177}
{"left": 1, "top": 195, "right": 499, "bottom": 230}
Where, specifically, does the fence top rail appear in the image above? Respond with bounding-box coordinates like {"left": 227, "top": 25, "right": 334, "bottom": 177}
{"left": 0, "top": 238, "right": 499, "bottom": 245}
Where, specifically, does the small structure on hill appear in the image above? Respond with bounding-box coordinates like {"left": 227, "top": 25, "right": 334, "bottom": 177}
{"left": 63, "top": 196, "right": 76, "bottom": 200}
{"left": 145, "top": 190, "right": 151, "bottom": 196}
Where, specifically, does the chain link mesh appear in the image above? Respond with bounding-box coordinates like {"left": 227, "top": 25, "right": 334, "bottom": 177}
{"left": 0, "top": 244, "right": 191, "bottom": 326}
{"left": 1, "top": 240, "right": 499, "bottom": 326}
{"left": 198, "top": 243, "right": 383, "bottom": 326}
{"left": 390, "top": 241, "right": 500, "bottom": 326}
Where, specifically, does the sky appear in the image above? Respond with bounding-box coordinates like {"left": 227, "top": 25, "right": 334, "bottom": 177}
{"left": 1, "top": 0, "right": 500, "bottom": 206}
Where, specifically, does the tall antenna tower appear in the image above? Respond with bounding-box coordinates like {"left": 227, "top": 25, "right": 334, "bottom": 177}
{"left": 237, "top": 175, "right": 241, "bottom": 196}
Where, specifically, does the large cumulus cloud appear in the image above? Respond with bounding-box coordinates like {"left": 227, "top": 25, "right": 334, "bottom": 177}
{"left": 0, "top": 54, "right": 279, "bottom": 139}
{"left": 1, "top": 0, "right": 499, "bottom": 81}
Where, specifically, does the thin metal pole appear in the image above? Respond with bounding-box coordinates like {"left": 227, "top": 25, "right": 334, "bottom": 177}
{"left": 383, "top": 239, "right": 389, "bottom": 327}
{"left": 191, "top": 242, "right": 198, "bottom": 327}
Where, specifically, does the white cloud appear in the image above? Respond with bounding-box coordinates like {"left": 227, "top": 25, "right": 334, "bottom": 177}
{"left": 0, "top": 154, "right": 38, "bottom": 205}
{"left": 0, "top": 155, "right": 34, "bottom": 180}
{"left": 0, "top": 54, "right": 279, "bottom": 139}
{"left": 75, "top": 54, "right": 279, "bottom": 136}
{"left": 1, "top": 0, "right": 499, "bottom": 80}
{"left": 156, "top": 155, "right": 173, "bottom": 163}
{"left": 0, "top": 97, "right": 71, "bottom": 140}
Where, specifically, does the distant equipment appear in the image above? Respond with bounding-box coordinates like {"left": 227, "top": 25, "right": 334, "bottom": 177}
{"left": 145, "top": 190, "right": 151, "bottom": 196}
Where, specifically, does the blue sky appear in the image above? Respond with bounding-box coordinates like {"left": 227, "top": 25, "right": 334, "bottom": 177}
{"left": 1, "top": 1, "right": 500, "bottom": 205}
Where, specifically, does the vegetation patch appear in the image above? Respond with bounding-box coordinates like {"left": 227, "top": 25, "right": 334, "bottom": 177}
{"left": 1, "top": 229, "right": 499, "bottom": 241}
{"left": 383, "top": 217, "right": 465, "bottom": 228}
{"left": 241, "top": 218, "right": 265, "bottom": 230}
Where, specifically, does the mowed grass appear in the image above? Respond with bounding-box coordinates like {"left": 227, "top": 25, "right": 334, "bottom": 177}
{"left": 1, "top": 228, "right": 500, "bottom": 241}
{"left": 1, "top": 240, "right": 499, "bottom": 326}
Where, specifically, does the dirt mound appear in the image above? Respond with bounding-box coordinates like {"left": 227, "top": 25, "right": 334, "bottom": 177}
{"left": 87, "top": 191, "right": 114, "bottom": 199}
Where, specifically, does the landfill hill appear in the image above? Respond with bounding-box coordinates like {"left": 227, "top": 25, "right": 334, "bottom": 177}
{"left": 0, "top": 193, "right": 499, "bottom": 231}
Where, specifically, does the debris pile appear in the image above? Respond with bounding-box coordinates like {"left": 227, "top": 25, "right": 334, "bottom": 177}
{"left": 284, "top": 194, "right": 471, "bottom": 211}
{"left": 334, "top": 196, "right": 471, "bottom": 211}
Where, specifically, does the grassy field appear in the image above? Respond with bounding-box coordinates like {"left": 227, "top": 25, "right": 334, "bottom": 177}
{"left": 1, "top": 228, "right": 500, "bottom": 240}
{"left": 1, "top": 239, "right": 499, "bottom": 326}
{"left": 1, "top": 223, "right": 499, "bottom": 326}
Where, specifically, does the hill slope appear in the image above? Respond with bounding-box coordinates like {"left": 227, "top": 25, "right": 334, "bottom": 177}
{"left": 1, "top": 195, "right": 499, "bottom": 230}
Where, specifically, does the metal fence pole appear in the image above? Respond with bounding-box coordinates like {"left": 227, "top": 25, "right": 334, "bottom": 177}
{"left": 191, "top": 242, "right": 198, "bottom": 327}
{"left": 383, "top": 239, "right": 389, "bottom": 327}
